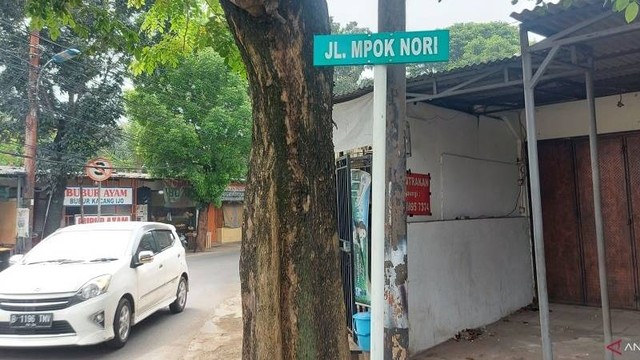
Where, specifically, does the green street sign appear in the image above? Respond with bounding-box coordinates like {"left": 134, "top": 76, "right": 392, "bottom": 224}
{"left": 313, "top": 30, "right": 449, "bottom": 67}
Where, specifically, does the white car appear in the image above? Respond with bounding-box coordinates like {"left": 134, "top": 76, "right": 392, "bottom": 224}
{"left": 0, "top": 222, "right": 189, "bottom": 348}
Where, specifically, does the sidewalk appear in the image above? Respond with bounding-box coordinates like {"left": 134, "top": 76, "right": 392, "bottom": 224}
{"left": 412, "top": 303, "right": 640, "bottom": 360}
{"left": 183, "top": 286, "right": 243, "bottom": 360}
{"left": 181, "top": 294, "right": 640, "bottom": 360}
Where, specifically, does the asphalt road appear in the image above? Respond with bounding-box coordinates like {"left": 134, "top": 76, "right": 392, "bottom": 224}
{"left": 2, "top": 244, "right": 241, "bottom": 360}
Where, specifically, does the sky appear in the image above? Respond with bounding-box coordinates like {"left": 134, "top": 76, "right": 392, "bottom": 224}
{"left": 325, "top": 0, "right": 544, "bottom": 32}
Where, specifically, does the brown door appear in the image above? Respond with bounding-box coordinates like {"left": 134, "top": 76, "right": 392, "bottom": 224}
{"left": 622, "top": 135, "right": 640, "bottom": 309}
{"left": 539, "top": 139, "right": 584, "bottom": 305}
{"left": 539, "top": 133, "right": 640, "bottom": 310}
{"left": 574, "top": 137, "right": 637, "bottom": 309}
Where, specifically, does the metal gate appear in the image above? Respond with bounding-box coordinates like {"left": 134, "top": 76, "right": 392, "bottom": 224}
{"left": 539, "top": 133, "right": 640, "bottom": 310}
{"left": 336, "top": 155, "right": 356, "bottom": 330}
{"left": 336, "top": 154, "right": 373, "bottom": 330}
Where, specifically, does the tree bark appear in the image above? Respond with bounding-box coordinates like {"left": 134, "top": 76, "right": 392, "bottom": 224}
{"left": 196, "top": 205, "right": 209, "bottom": 251}
{"left": 220, "top": 1, "right": 349, "bottom": 359}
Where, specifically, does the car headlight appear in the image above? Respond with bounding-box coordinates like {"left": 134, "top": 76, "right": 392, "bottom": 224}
{"left": 75, "top": 274, "right": 112, "bottom": 302}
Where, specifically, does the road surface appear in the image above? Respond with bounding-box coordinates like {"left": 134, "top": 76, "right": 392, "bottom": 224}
{"left": 2, "top": 244, "right": 241, "bottom": 360}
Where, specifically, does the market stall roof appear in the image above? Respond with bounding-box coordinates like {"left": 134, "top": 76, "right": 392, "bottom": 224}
{"left": 0, "top": 166, "right": 25, "bottom": 176}
{"left": 335, "top": 0, "right": 640, "bottom": 115}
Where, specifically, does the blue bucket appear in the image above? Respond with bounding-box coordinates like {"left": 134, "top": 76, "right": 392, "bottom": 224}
{"left": 352, "top": 312, "right": 371, "bottom": 352}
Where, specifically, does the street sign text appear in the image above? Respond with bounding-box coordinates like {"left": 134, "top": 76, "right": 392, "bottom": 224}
{"left": 314, "top": 30, "right": 449, "bottom": 66}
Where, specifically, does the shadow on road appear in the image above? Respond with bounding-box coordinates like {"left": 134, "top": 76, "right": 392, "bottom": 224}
{"left": 2, "top": 309, "right": 186, "bottom": 360}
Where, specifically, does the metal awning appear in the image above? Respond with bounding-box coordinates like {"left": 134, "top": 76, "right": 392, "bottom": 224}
{"left": 0, "top": 166, "right": 25, "bottom": 176}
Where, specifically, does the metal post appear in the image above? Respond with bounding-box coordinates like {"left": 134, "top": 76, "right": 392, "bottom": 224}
{"left": 585, "top": 65, "right": 614, "bottom": 360}
{"left": 16, "top": 176, "right": 23, "bottom": 253}
{"left": 371, "top": 64, "right": 386, "bottom": 360}
{"left": 379, "top": 0, "right": 409, "bottom": 357}
{"left": 79, "top": 179, "right": 85, "bottom": 223}
{"left": 42, "top": 192, "right": 52, "bottom": 236}
{"left": 24, "top": 30, "right": 40, "bottom": 251}
{"left": 520, "top": 26, "right": 554, "bottom": 360}
{"left": 97, "top": 181, "right": 102, "bottom": 221}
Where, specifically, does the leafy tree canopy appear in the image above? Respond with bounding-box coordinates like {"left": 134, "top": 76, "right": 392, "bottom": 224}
{"left": 407, "top": 21, "right": 520, "bottom": 77}
{"left": 331, "top": 18, "right": 372, "bottom": 96}
{"left": 0, "top": 0, "right": 132, "bottom": 184}
{"left": 25, "top": 0, "right": 243, "bottom": 76}
{"left": 125, "top": 48, "right": 251, "bottom": 205}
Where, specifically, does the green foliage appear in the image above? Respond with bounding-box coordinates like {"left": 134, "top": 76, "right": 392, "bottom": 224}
{"left": 0, "top": 115, "right": 23, "bottom": 166}
{"left": 27, "top": 0, "right": 244, "bottom": 76}
{"left": 99, "top": 122, "right": 143, "bottom": 170}
{"left": 125, "top": 49, "right": 251, "bottom": 205}
{"left": 604, "top": 0, "right": 640, "bottom": 21}
{"left": 407, "top": 22, "right": 520, "bottom": 77}
{"left": 0, "top": 0, "right": 130, "bottom": 189}
{"left": 26, "top": 0, "right": 141, "bottom": 53}
{"left": 513, "top": 0, "right": 639, "bottom": 22}
{"left": 331, "top": 18, "right": 372, "bottom": 96}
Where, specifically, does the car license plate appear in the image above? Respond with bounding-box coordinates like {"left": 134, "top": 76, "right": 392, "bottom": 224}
{"left": 9, "top": 313, "right": 53, "bottom": 328}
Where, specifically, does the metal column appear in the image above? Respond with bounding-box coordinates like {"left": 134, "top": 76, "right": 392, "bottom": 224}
{"left": 585, "top": 64, "right": 614, "bottom": 360}
{"left": 519, "top": 26, "right": 554, "bottom": 360}
{"left": 371, "top": 64, "right": 387, "bottom": 360}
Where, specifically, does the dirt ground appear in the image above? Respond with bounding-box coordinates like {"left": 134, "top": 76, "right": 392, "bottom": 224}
{"left": 182, "top": 287, "right": 243, "bottom": 360}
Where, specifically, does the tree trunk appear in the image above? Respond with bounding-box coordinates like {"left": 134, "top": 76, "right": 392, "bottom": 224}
{"left": 196, "top": 205, "right": 209, "bottom": 251}
{"left": 220, "top": 1, "right": 349, "bottom": 359}
{"left": 42, "top": 174, "right": 68, "bottom": 238}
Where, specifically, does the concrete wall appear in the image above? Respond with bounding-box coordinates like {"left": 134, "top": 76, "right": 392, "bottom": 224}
{"left": 516, "top": 91, "right": 640, "bottom": 140}
{"left": 406, "top": 102, "right": 523, "bottom": 221}
{"left": 216, "top": 227, "right": 242, "bottom": 243}
{"left": 332, "top": 97, "right": 535, "bottom": 355}
{"left": 403, "top": 102, "right": 534, "bottom": 354}
{"left": 408, "top": 217, "right": 533, "bottom": 353}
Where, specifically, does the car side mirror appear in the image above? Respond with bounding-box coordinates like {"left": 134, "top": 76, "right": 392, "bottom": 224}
{"left": 9, "top": 255, "right": 24, "bottom": 266}
{"left": 138, "top": 251, "right": 154, "bottom": 264}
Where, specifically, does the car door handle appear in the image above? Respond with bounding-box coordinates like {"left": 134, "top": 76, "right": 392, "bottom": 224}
{"left": 159, "top": 264, "right": 163, "bottom": 269}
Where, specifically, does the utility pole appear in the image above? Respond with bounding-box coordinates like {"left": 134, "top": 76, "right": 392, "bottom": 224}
{"left": 381, "top": 2, "right": 409, "bottom": 357}
{"left": 24, "top": 30, "right": 40, "bottom": 250}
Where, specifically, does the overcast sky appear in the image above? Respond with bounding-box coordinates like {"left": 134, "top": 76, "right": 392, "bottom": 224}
{"left": 325, "top": 0, "right": 545, "bottom": 32}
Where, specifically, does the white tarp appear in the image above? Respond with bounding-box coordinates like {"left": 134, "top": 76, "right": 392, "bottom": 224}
{"left": 332, "top": 92, "right": 374, "bottom": 153}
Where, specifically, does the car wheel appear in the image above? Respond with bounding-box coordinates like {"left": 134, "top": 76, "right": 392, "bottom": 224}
{"left": 169, "top": 277, "right": 188, "bottom": 314}
{"left": 108, "top": 297, "right": 132, "bottom": 349}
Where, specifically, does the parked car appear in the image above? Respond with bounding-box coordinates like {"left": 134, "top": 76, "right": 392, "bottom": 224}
{"left": 0, "top": 221, "right": 189, "bottom": 348}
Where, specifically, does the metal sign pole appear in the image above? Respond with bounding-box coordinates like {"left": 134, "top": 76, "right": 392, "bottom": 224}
{"left": 371, "top": 64, "right": 387, "bottom": 360}
{"left": 79, "top": 180, "right": 84, "bottom": 223}
{"left": 97, "top": 181, "right": 102, "bottom": 222}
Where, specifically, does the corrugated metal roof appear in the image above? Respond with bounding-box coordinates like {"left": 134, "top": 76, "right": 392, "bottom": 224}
{"left": 512, "top": 0, "right": 608, "bottom": 34}
{"left": 0, "top": 166, "right": 25, "bottom": 176}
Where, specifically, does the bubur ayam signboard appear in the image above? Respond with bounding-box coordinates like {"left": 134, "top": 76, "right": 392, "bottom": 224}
{"left": 406, "top": 173, "right": 431, "bottom": 216}
{"left": 64, "top": 187, "right": 133, "bottom": 206}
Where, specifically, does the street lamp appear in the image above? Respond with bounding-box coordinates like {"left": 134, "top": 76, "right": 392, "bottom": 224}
{"left": 22, "top": 46, "right": 81, "bottom": 251}
{"left": 35, "top": 48, "right": 81, "bottom": 95}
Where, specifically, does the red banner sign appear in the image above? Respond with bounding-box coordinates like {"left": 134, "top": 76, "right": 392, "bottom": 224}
{"left": 406, "top": 173, "right": 431, "bottom": 216}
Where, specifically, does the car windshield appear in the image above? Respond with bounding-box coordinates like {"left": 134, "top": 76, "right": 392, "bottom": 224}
{"left": 23, "top": 230, "right": 132, "bottom": 265}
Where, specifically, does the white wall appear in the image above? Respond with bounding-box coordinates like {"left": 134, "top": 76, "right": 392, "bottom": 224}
{"left": 408, "top": 217, "right": 533, "bottom": 353}
{"left": 333, "top": 97, "right": 535, "bottom": 355}
{"left": 406, "top": 102, "right": 523, "bottom": 221}
{"left": 405, "top": 103, "right": 533, "bottom": 354}
{"left": 523, "top": 91, "right": 640, "bottom": 140}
